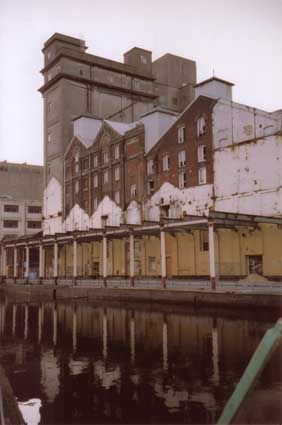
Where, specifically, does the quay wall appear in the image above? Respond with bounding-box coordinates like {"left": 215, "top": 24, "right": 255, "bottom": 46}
{"left": 1, "top": 283, "right": 281, "bottom": 312}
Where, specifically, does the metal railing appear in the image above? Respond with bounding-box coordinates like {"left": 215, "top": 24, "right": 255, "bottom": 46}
{"left": 217, "top": 318, "right": 282, "bottom": 424}
{"left": 0, "top": 386, "right": 5, "bottom": 425}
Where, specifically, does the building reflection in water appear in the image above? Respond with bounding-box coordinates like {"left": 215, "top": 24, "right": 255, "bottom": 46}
{"left": 162, "top": 315, "right": 168, "bottom": 371}
{"left": 130, "top": 312, "right": 135, "bottom": 364}
{"left": 72, "top": 305, "right": 77, "bottom": 353}
{"left": 0, "top": 296, "right": 281, "bottom": 425}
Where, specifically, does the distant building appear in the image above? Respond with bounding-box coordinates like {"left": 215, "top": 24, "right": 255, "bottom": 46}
{"left": 0, "top": 161, "right": 43, "bottom": 240}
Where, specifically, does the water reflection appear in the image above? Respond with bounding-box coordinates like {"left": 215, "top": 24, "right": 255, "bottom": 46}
{"left": 0, "top": 297, "right": 281, "bottom": 424}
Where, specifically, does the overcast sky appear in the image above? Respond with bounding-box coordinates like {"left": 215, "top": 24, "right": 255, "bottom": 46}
{"left": 0, "top": 0, "right": 281, "bottom": 165}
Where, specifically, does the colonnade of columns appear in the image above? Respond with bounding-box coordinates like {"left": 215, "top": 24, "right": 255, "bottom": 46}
{"left": 0, "top": 223, "right": 217, "bottom": 289}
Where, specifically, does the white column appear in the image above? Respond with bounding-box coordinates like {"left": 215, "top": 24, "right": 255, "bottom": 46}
{"left": 162, "top": 318, "right": 168, "bottom": 371}
{"left": 208, "top": 222, "right": 216, "bottom": 290}
{"left": 53, "top": 241, "right": 58, "bottom": 281}
{"left": 102, "top": 234, "right": 107, "bottom": 286}
{"left": 129, "top": 232, "right": 135, "bottom": 286}
{"left": 25, "top": 245, "right": 29, "bottom": 279}
{"left": 73, "top": 239, "right": 77, "bottom": 280}
{"left": 73, "top": 307, "right": 77, "bottom": 352}
{"left": 24, "top": 304, "right": 28, "bottom": 339}
{"left": 39, "top": 244, "right": 44, "bottom": 280}
{"left": 13, "top": 246, "right": 17, "bottom": 278}
{"left": 103, "top": 309, "right": 108, "bottom": 360}
{"left": 160, "top": 227, "right": 166, "bottom": 287}
{"left": 130, "top": 313, "right": 135, "bottom": 364}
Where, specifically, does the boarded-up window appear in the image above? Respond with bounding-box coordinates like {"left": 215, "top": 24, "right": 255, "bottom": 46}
{"left": 200, "top": 230, "right": 209, "bottom": 251}
{"left": 148, "top": 256, "right": 157, "bottom": 273}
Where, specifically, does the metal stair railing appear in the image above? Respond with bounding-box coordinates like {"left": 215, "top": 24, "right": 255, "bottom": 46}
{"left": 217, "top": 318, "right": 282, "bottom": 424}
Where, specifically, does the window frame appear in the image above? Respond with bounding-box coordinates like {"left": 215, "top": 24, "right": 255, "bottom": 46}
{"left": 130, "top": 184, "right": 137, "bottom": 200}
{"left": 103, "top": 170, "right": 109, "bottom": 184}
{"left": 178, "top": 126, "right": 185, "bottom": 143}
{"left": 114, "top": 166, "right": 120, "bottom": 181}
{"left": 4, "top": 205, "right": 19, "bottom": 213}
{"left": 147, "top": 159, "right": 154, "bottom": 175}
{"left": 114, "top": 145, "right": 120, "bottom": 160}
{"left": 178, "top": 150, "right": 186, "bottom": 167}
{"left": 93, "top": 174, "right": 98, "bottom": 188}
{"left": 178, "top": 171, "right": 187, "bottom": 189}
{"left": 114, "top": 191, "right": 120, "bottom": 204}
{"left": 197, "top": 116, "right": 206, "bottom": 138}
{"left": 162, "top": 155, "right": 170, "bottom": 172}
{"left": 197, "top": 145, "right": 207, "bottom": 162}
{"left": 198, "top": 166, "right": 207, "bottom": 185}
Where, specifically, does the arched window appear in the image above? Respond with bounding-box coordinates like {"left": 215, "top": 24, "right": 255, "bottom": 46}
{"left": 197, "top": 116, "right": 206, "bottom": 138}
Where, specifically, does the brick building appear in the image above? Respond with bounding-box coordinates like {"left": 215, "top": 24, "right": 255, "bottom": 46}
{"left": 40, "top": 33, "right": 197, "bottom": 227}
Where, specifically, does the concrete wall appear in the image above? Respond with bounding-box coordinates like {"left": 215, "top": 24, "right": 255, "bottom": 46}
{"left": 214, "top": 134, "right": 282, "bottom": 216}
{"left": 212, "top": 99, "right": 282, "bottom": 150}
{"left": 195, "top": 80, "right": 232, "bottom": 101}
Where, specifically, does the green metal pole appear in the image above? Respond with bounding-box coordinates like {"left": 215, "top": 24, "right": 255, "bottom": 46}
{"left": 217, "top": 318, "right": 282, "bottom": 425}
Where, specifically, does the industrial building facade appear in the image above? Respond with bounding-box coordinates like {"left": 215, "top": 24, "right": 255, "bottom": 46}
{"left": 0, "top": 162, "right": 43, "bottom": 240}
{"left": 1, "top": 34, "right": 282, "bottom": 284}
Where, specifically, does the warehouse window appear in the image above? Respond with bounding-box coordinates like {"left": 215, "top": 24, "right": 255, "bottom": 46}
{"left": 93, "top": 155, "right": 98, "bottom": 168}
{"left": 198, "top": 145, "right": 207, "bottom": 162}
{"left": 103, "top": 170, "right": 109, "bottom": 184}
{"left": 114, "top": 145, "right": 120, "bottom": 160}
{"left": 178, "top": 126, "right": 185, "bottom": 143}
{"left": 148, "top": 180, "right": 155, "bottom": 195}
{"left": 162, "top": 155, "right": 170, "bottom": 172}
{"left": 198, "top": 167, "right": 207, "bottom": 185}
{"left": 148, "top": 256, "right": 157, "bottom": 272}
{"left": 28, "top": 206, "right": 42, "bottom": 214}
{"left": 4, "top": 205, "right": 19, "bottom": 213}
{"left": 103, "top": 151, "right": 109, "bottom": 164}
{"left": 131, "top": 184, "right": 137, "bottom": 199}
{"left": 93, "top": 198, "right": 99, "bottom": 210}
{"left": 200, "top": 230, "right": 209, "bottom": 251}
{"left": 197, "top": 116, "right": 206, "bottom": 138}
{"left": 27, "top": 221, "right": 41, "bottom": 229}
{"left": 178, "top": 150, "right": 186, "bottom": 167}
{"left": 114, "top": 166, "right": 120, "bottom": 181}
{"left": 178, "top": 172, "right": 187, "bottom": 189}
{"left": 114, "top": 191, "right": 120, "bottom": 204}
{"left": 147, "top": 159, "right": 154, "bottom": 175}
{"left": 3, "top": 220, "right": 18, "bottom": 228}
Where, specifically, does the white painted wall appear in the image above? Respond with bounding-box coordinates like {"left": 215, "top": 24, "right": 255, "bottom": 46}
{"left": 43, "top": 177, "right": 63, "bottom": 235}
{"left": 214, "top": 134, "right": 282, "bottom": 216}
{"left": 195, "top": 79, "right": 232, "bottom": 101}
{"left": 213, "top": 99, "right": 282, "bottom": 150}
{"left": 144, "top": 182, "right": 214, "bottom": 221}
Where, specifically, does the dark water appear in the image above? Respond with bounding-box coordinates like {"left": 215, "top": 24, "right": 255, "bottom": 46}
{"left": 0, "top": 296, "right": 281, "bottom": 425}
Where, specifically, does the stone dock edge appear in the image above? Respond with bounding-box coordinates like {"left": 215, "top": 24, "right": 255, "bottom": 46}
{"left": 1, "top": 283, "right": 281, "bottom": 311}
